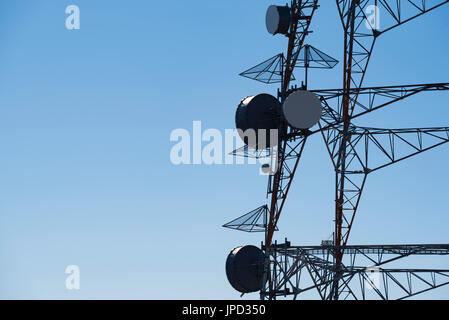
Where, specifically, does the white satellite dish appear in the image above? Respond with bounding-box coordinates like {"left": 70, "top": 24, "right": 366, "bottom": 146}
{"left": 282, "top": 90, "right": 322, "bottom": 129}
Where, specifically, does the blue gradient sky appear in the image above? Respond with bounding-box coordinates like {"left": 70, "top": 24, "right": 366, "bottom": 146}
{"left": 0, "top": 1, "right": 448, "bottom": 299}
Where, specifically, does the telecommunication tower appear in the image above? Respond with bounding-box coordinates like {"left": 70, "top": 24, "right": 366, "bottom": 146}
{"left": 224, "top": 1, "right": 449, "bottom": 300}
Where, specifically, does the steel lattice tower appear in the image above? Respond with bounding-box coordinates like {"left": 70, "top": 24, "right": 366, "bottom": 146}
{"left": 224, "top": 0, "right": 449, "bottom": 300}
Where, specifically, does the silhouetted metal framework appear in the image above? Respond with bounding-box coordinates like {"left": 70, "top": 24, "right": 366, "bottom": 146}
{"left": 225, "top": 0, "right": 449, "bottom": 300}
{"left": 327, "top": 0, "right": 449, "bottom": 299}
{"left": 262, "top": 241, "right": 449, "bottom": 300}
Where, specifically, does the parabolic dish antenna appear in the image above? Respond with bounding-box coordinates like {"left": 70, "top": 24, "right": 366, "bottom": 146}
{"left": 235, "top": 94, "right": 281, "bottom": 148}
{"left": 266, "top": 5, "right": 291, "bottom": 35}
{"left": 282, "top": 90, "right": 322, "bottom": 129}
{"left": 225, "top": 245, "right": 264, "bottom": 293}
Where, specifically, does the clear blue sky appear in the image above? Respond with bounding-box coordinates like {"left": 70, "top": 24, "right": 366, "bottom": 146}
{"left": 0, "top": 0, "right": 448, "bottom": 299}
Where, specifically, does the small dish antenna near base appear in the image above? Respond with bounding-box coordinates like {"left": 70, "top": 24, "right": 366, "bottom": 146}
{"left": 226, "top": 245, "right": 264, "bottom": 293}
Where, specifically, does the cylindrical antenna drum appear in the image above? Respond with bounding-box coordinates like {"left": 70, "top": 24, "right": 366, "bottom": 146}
{"left": 235, "top": 94, "right": 281, "bottom": 149}
{"left": 266, "top": 5, "right": 291, "bottom": 35}
{"left": 226, "top": 245, "right": 264, "bottom": 293}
